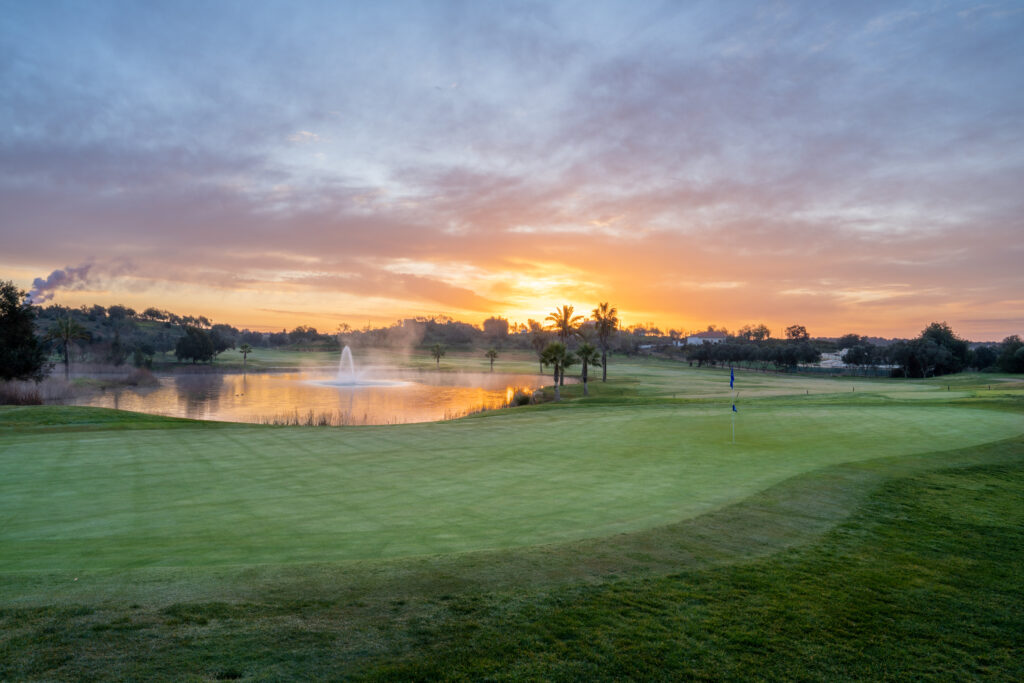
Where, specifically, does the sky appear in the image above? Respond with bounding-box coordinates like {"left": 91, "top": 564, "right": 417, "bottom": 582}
{"left": 1, "top": 0, "right": 1022, "bottom": 340}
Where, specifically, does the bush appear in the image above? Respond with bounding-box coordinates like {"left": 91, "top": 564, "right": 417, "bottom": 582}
{"left": 512, "top": 390, "right": 532, "bottom": 406}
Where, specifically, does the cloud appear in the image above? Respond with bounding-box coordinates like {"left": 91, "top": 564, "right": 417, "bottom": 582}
{"left": 287, "top": 130, "right": 321, "bottom": 143}
{"left": 1, "top": 2, "right": 1022, "bottom": 337}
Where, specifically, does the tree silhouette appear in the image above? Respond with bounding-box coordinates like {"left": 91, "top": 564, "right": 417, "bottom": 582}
{"left": 175, "top": 326, "right": 215, "bottom": 364}
{"left": 540, "top": 342, "right": 574, "bottom": 401}
{"left": 0, "top": 281, "right": 48, "bottom": 382}
{"left": 431, "top": 343, "right": 446, "bottom": 368}
{"left": 591, "top": 301, "right": 618, "bottom": 382}
{"left": 785, "top": 324, "right": 809, "bottom": 341}
{"left": 546, "top": 305, "right": 583, "bottom": 343}
{"left": 576, "top": 341, "right": 601, "bottom": 396}
{"left": 46, "top": 315, "right": 89, "bottom": 379}
{"left": 528, "top": 320, "right": 548, "bottom": 373}
{"left": 238, "top": 343, "right": 253, "bottom": 371}
{"left": 485, "top": 348, "right": 498, "bottom": 371}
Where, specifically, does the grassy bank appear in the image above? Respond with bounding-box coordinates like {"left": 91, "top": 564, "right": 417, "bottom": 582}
{"left": 1, "top": 361, "right": 1021, "bottom": 679}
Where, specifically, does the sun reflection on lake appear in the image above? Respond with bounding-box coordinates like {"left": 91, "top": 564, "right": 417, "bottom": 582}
{"left": 63, "top": 370, "right": 545, "bottom": 425}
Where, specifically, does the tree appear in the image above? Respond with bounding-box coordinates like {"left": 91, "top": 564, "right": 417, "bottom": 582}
{"left": 238, "top": 343, "right": 253, "bottom": 370}
{"left": 175, "top": 326, "right": 215, "bottom": 364}
{"left": 107, "top": 304, "right": 131, "bottom": 322}
{"left": 0, "top": 280, "right": 48, "bottom": 382}
{"left": 209, "top": 328, "right": 235, "bottom": 357}
{"left": 919, "top": 321, "right": 968, "bottom": 374}
{"left": 785, "top": 324, "right": 809, "bottom": 341}
{"left": 836, "top": 333, "right": 863, "bottom": 350}
{"left": 736, "top": 323, "right": 769, "bottom": 342}
{"left": 108, "top": 328, "right": 128, "bottom": 366}
{"left": 546, "top": 305, "right": 583, "bottom": 343}
{"left": 485, "top": 348, "right": 498, "bottom": 371}
{"left": 887, "top": 341, "right": 915, "bottom": 378}
{"left": 132, "top": 342, "right": 155, "bottom": 368}
{"left": 528, "top": 320, "right": 548, "bottom": 373}
{"left": 46, "top": 315, "right": 89, "bottom": 379}
{"left": 591, "top": 301, "right": 619, "bottom": 382}
{"left": 887, "top": 322, "right": 970, "bottom": 378}
{"left": 914, "top": 338, "right": 952, "bottom": 378}
{"left": 842, "top": 343, "right": 878, "bottom": 376}
{"left": 289, "top": 325, "right": 319, "bottom": 346}
{"left": 540, "top": 342, "right": 573, "bottom": 401}
{"left": 430, "top": 343, "right": 446, "bottom": 368}
{"left": 969, "top": 345, "right": 998, "bottom": 371}
{"left": 997, "top": 335, "right": 1024, "bottom": 373}
{"left": 576, "top": 341, "right": 601, "bottom": 396}
{"left": 561, "top": 348, "right": 578, "bottom": 387}
{"left": 482, "top": 317, "right": 509, "bottom": 341}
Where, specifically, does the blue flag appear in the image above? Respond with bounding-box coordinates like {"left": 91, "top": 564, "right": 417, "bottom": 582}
{"left": 730, "top": 367, "right": 734, "bottom": 389}
{"left": 732, "top": 403, "right": 737, "bottom": 413}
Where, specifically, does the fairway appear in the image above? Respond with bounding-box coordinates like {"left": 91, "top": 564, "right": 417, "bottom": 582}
{"left": 2, "top": 362, "right": 1024, "bottom": 680}
{"left": 1, "top": 399, "right": 1020, "bottom": 572}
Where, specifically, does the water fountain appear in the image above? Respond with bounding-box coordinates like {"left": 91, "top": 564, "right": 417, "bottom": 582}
{"left": 319, "top": 345, "right": 405, "bottom": 387}
{"left": 338, "top": 345, "right": 356, "bottom": 383}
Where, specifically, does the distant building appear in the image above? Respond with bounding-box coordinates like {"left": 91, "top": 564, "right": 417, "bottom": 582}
{"left": 687, "top": 331, "right": 727, "bottom": 345}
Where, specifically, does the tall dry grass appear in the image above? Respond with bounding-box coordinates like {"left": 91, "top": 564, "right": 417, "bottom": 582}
{"left": 256, "top": 410, "right": 405, "bottom": 427}
{"left": 0, "top": 377, "right": 77, "bottom": 405}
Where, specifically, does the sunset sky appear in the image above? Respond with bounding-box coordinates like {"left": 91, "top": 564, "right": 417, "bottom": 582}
{"left": 2, "top": 1, "right": 1022, "bottom": 339}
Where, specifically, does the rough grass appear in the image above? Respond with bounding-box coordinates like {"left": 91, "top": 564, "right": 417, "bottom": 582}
{"left": 1, "top": 360, "right": 1022, "bottom": 679}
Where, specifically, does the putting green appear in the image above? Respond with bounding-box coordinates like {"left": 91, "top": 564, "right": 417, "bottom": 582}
{"left": 1, "top": 403, "right": 1020, "bottom": 573}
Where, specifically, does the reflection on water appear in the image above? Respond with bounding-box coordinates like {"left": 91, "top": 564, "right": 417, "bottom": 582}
{"left": 63, "top": 369, "right": 545, "bottom": 425}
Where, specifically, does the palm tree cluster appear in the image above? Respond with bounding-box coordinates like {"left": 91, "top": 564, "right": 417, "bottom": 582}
{"left": 539, "top": 302, "right": 619, "bottom": 400}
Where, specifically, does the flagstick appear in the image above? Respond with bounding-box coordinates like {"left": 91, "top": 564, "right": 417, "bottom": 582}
{"left": 731, "top": 391, "right": 738, "bottom": 444}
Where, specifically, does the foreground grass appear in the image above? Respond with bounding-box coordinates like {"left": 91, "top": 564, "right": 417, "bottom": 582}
{"left": 2, "top": 445, "right": 1021, "bottom": 680}
{"left": 1, "top": 361, "right": 1022, "bottom": 679}
{"left": 2, "top": 402, "right": 1020, "bottom": 573}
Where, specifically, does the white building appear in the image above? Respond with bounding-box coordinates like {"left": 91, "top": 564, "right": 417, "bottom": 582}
{"left": 687, "top": 331, "right": 728, "bottom": 345}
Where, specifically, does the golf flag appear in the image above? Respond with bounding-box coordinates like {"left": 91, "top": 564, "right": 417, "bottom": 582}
{"left": 730, "top": 367, "right": 734, "bottom": 389}
{"left": 732, "top": 403, "right": 737, "bottom": 412}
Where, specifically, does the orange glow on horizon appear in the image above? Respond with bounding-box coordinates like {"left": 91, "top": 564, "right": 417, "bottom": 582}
{"left": 6, "top": 251, "right": 1019, "bottom": 341}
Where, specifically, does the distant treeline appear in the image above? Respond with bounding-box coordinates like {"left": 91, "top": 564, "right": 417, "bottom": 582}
{"left": 673, "top": 323, "right": 1022, "bottom": 378}
{"left": 22, "top": 301, "right": 1024, "bottom": 377}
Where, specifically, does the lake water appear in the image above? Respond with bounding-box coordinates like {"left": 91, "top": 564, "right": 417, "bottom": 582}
{"left": 64, "top": 368, "right": 549, "bottom": 425}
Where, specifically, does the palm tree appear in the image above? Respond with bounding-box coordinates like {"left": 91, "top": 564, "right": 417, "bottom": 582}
{"left": 485, "top": 348, "right": 498, "bottom": 371}
{"left": 576, "top": 342, "right": 601, "bottom": 396}
{"left": 546, "top": 305, "right": 583, "bottom": 344}
{"left": 46, "top": 315, "right": 89, "bottom": 379}
{"left": 238, "top": 343, "right": 253, "bottom": 371}
{"left": 540, "top": 342, "right": 569, "bottom": 401}
{"left": 431, "top": 343, "right": 446, "bottom": 368}
{"left": 528, "top": 320, "right": 548, "bottom": 373}
{"left": 562, "top": 349, "right": 578, "bottom": 388}
{"left": 591, "top": 301, "right": 619, "bottom": 382}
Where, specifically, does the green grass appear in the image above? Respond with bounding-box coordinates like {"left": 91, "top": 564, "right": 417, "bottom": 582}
{"left": 152, "top": 346, "right": 547, "bottom": 374}
{"left": 1, "top": 359, "right": 1022, "bottom": 679}
{"left": 2, "top": 404, "right": 1019, "bottom": 573}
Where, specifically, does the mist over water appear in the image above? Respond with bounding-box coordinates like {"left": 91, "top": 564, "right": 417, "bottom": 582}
{"left": 318, "top": 345, "right": 408, "bottom": 388}
{"left": 62, "top": 367, "right": 544, "bottom": 425}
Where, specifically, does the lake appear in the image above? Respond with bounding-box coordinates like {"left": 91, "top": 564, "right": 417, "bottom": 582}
{"left": 64, "top": 367, "right": 549, "bottom": 425}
